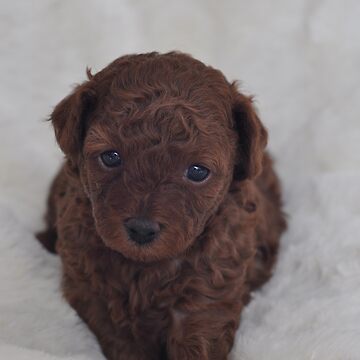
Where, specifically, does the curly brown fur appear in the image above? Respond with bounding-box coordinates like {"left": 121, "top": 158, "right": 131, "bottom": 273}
{"left": 37, "top": 52, "right": 286, "bottom": 360}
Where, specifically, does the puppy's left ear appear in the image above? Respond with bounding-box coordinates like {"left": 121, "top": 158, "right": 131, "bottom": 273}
{"left": 231, "top": 84, "right": 268, "bottom": 181}
{"left": 50, "top": 77, "right": 97, "bottom": 161}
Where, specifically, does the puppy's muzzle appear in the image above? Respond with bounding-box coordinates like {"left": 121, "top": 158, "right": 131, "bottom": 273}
{"left": 124, "top": 217, "right": 160, "bottom": 245}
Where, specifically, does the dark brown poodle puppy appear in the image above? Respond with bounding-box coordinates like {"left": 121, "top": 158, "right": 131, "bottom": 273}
{"left": 37, "top": 52, "right": 286, "bottom": 360}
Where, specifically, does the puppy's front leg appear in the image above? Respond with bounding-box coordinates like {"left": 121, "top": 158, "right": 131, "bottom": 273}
{"left": 167, "top": 308, "right": 237, "bottom": 360}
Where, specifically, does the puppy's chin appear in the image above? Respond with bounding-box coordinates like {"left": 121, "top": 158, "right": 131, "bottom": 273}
{"left": 100, "top": 234, "right": 192, "bottom": 263}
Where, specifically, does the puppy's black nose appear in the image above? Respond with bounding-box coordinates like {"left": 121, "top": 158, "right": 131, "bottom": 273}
{"left": 124, "top": 217, "right": 160, "bottom": 245}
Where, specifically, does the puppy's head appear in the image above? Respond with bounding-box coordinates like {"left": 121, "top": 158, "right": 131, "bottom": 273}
{"left": 51, "top": 52, "right": 267, "bottom": 262}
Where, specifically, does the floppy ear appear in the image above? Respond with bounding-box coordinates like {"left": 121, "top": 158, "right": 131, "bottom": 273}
{"left": 231, "top": 84, "right": 268, "bottom": 180}
{"left": 50, "top": 79, "right": 97, "bottom": 160}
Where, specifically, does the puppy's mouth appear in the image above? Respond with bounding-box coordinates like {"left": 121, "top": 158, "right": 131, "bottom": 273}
{"left": 94, "top": 211, "right": 195, "bottom": 262}
{"left": 105, "top": 236, "right": 168, "bottom": 263}
{"left": 97, "top": 219, "right": 175, "bottom": 263}
{"left": 99, "top": 226, "right": 194, "bottom": 263}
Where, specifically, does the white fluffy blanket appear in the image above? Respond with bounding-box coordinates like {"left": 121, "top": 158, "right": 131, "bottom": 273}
{"left": 1, "top": 1, "right": 360, "bottom": 359}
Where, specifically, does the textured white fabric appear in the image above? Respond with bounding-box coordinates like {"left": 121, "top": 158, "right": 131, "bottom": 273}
{"left": 1, "top": 1, "right": 359, "bottom": 359}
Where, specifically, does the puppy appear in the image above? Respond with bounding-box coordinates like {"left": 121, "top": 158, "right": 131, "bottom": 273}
{"left": 37, "top": 52, "right": 286, "bottom": 360}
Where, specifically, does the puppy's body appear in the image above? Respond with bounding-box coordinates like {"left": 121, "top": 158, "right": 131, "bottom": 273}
{"left": 37, "top": 52, "right": 285, "bottom": 360}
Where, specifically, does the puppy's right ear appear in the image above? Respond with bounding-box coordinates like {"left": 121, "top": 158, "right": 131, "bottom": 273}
{"left": 50, "top": 79, "right": 97, "bottom": 159}
{"left": 230, "top": 83, "right": 268, "bottom": 181}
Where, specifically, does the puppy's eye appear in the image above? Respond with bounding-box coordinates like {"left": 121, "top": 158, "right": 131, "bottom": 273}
{"left": 186, "top": 165, "right": 210, "bottom": 182}
{"left": 100, "top": 151, "right": 122, "bottom": 168}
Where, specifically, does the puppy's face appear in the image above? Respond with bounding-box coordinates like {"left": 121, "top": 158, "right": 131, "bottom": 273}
{"left": 51, "top": 53, "right": 267, "bottom": 262}
{"left": 81, "top": 104, "right": 235, "bottom": 262}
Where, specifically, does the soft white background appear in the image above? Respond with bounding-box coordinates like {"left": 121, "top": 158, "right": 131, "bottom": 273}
{"left": 1, "top": 1, "right": 360, "bottom": 359}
